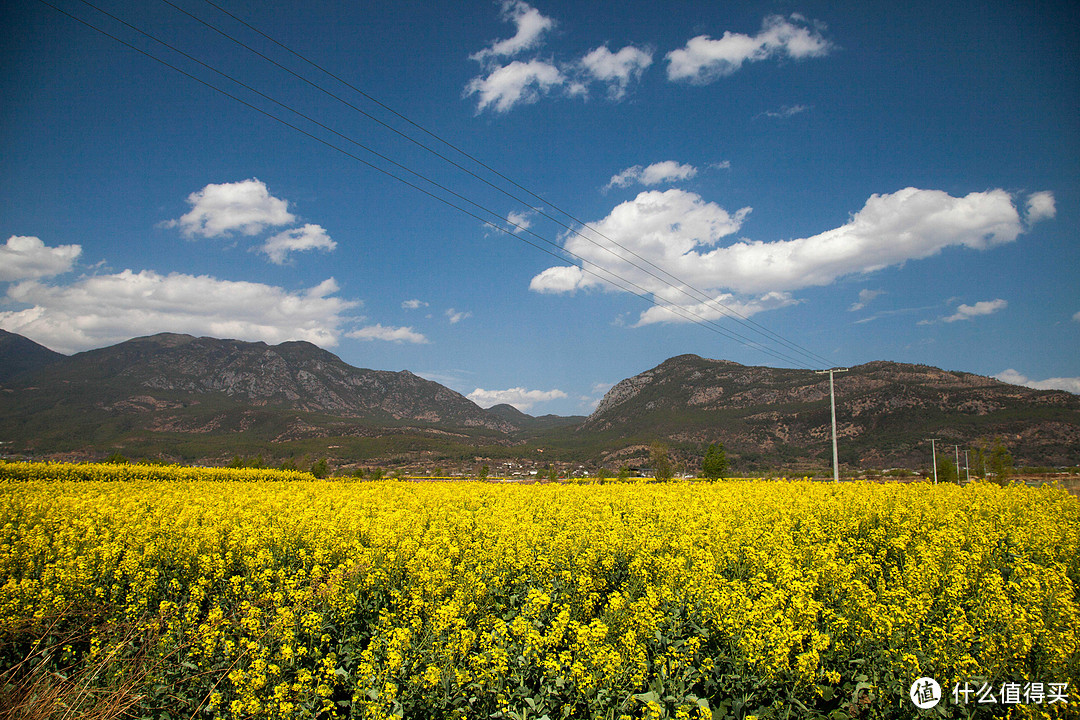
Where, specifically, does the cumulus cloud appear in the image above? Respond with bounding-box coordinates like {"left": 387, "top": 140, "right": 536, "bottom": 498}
{"left": 529, "top": 187, "right": 1048, "bottom": 326}
{"left": 0, "top": 271, "right": 356, "bottom": 354}
{"left": 465, "top": 59, "right": 564, "bottom": 113}
{"left": 0, "top": 236, "right": 82, "bottom": 282}
{"left": 470, "top": 0, "right": 555, "bottom": 63}
{"left": 347, "top": 324, "right": 429, "bottom": 344}
{"left": 167, "top": 179, "right": 295, "bottom": 238}
{"left": 529, "top": 265, "right": 588, "bottom": 294}
{"left": 1025, "top": 191, "right": 1056, "bottom": 224}
{"left": 260, "top": 223, "right": 336, "bottom": 264}
{"left": 995, "top": 369, "right": 1080, "bottom": 395}
{"left": 667, "top": 14, "right": 833, "bottom": 83}
{"left": 578, "top": 45, "right": 654, "bottom": 99}
{"left": 446, "top": 308, "right": 472, "bottom": 324}
{"left": 467, "top": 386, "right": 568, "bottom": 411}
{"left": 942, "top": 299, "right": 1008, "bottom": 323}
{"left": 849, "top": 289, "right": 885, "bottom": 312}
{"left": 529, "top": 188, "right": 750, "bottom": 297}
{"left": 465, "top": 2, "right": 650, "bottom": 111}
{"left": 401, "top": 299, "right": 428, "bottom": 310}
{"left": 606, "top": 161, "right": 698, "bottom": 190}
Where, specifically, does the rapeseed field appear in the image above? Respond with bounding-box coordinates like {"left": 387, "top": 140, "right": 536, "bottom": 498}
{"left": 1, "top": 462, "right": 1077, "bottom": 719}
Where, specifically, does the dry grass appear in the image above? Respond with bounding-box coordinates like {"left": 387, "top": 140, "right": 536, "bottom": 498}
{"left": 0, "top": 613, "right": 154, "bottom": 720}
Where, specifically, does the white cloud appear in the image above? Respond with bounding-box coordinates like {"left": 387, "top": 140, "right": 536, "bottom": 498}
{"left": 467, "top": 386, "right": 568, "bottom": 411}
{"left": 1025, "top": 191, "right": 1056, "bottom": 224}
{"left": 401, "top": 299, "right": 428, "bottom": 310}
{"left": 446, "top": 308, "right": 472, "bottom": 324}
{"left": 667, "top": 14, "right": 833, "bottom": 83}
{"left": 506, "top": 210, "right": 533, "bottom": 234}
{"left": 530, "top": 188, "right": 749, "bottom": 297}
{"left": 465, "top": 59, "right": 564, "bottom": 113}
{"left": 635, "top": 291, "right": 798, "bottom": 327}
{"left": 167, "top": 179, "right": 295, "bottom": 239}
{"left": 529, "top": 187, "right": 1045, "bottom": 326}
{"left": 466, "top": 4, "right": 650, "bottom": 111}
{"left": 347, "top": 323, "right": 429, "bottom": 344}
{"left": 529, "top": 265, "right": 588, "bottom": 294}
{"left": 0, "top": 271, "right": 356, "bottom": 354}
{"left": 995, "top": 369, "right": 1080, "bottom": 395}
{"left": 942, "top": 299, "right": 1008, "bottom": 323}
{"left": 606, "top": 161, "right": 698, "bottom": 190}
{"left": 1074, "top": 310, "right": 1080, "bottom": 323}
{"left": 260, "top": 223, "right": 336, "bottom": 264}
{"left": 470, "top": 0, "right": 555, "bottom": 63}
{"left": 849, "top": 288, "right": 885, "bottom": 312}
{"left": 0, "top": 236, "right": 81, "bottom": 282}
{"left": 757, "top": 104, "right": 810, "bottom": 119}
{"left": 854, "top": 304, "right": 937, "bottom": 325}
{"left": 578, "top": 45, "right": 654, "bottom": 99}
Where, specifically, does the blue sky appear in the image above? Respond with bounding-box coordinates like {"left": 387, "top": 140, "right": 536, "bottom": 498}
{"left": 2, "top": 0, "right": 1078, "bottom": 415}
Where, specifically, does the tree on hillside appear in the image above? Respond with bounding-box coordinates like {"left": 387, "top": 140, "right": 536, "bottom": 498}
{"left": 988, "top": 438, "right": 1014, "bottom": 485}
{"left": 972, "top": 437, "right": 1015, "bottom": 485}
{"left": 936, "top": 456, "right": 958, "bottom": 485}
{"left": 702, "top": 442, "right": 728, "bottom": 481}
{"left": 650, "top": 442, "right": 673, "bottom": 481}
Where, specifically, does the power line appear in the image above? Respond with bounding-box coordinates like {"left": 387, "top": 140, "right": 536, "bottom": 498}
{"left": 40, "top": 0, "right": 816, "bottom": 367}
{"left": 185, "top": 0, "right": 833, "bottom": 369}
{"left": 40, "top": 0, "right": 832, "bottom": 369}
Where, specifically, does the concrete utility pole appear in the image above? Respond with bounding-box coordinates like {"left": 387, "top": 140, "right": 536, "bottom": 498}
{"left": 964, "top": 449, "right": 971, "bottom": 485}
{"left": 954, "top": 445, "right": 962, "bottom": 485}
{"left": 926, "top": 438, "right": 939, "bottom": 484}
{"left": 816, "top": 368, "right": 849, "bottom": 483}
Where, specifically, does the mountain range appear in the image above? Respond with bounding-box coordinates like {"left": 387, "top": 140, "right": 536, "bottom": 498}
{"left": 2, "top": 329, "right": 1078, "bottom": 472}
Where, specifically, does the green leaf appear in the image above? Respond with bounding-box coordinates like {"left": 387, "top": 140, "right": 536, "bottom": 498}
{"left": 634, "top": 691, "right": 660, "bottom": 703}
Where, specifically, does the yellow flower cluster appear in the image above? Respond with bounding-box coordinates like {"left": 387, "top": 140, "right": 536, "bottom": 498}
{"left": 1, "top": 462, "right": 1078, "bottom": 719}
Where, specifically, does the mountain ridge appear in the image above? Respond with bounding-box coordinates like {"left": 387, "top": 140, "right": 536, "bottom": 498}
{"left": 1, "top": 332, "right": 1077, "bottom": 470}
{"left": 580, "top": 353, "right": 1080, "bottom": 469}
{"left": 0, "top": 329, "right": 65, "bottom": 383}
{"left": 0, "top": 332, "right": 520, "bottom": 459}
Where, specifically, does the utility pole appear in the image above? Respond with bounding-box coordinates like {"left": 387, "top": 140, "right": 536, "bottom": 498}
{"left": 816, "top": 368, "right": 849, "bottom": 483}
{"left": 954, "top": 445, "right": 961, "bottom": 485}
{"left": 964, "top": 449, "right": 970, "bottom": 485}
{"left": 926, "top": 438, "right": 939, "bottom": 484}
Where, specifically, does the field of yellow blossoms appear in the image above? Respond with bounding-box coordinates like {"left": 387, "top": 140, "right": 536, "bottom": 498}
{"left": 1, "top": 461, "right": 1078, "bottom": 719}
